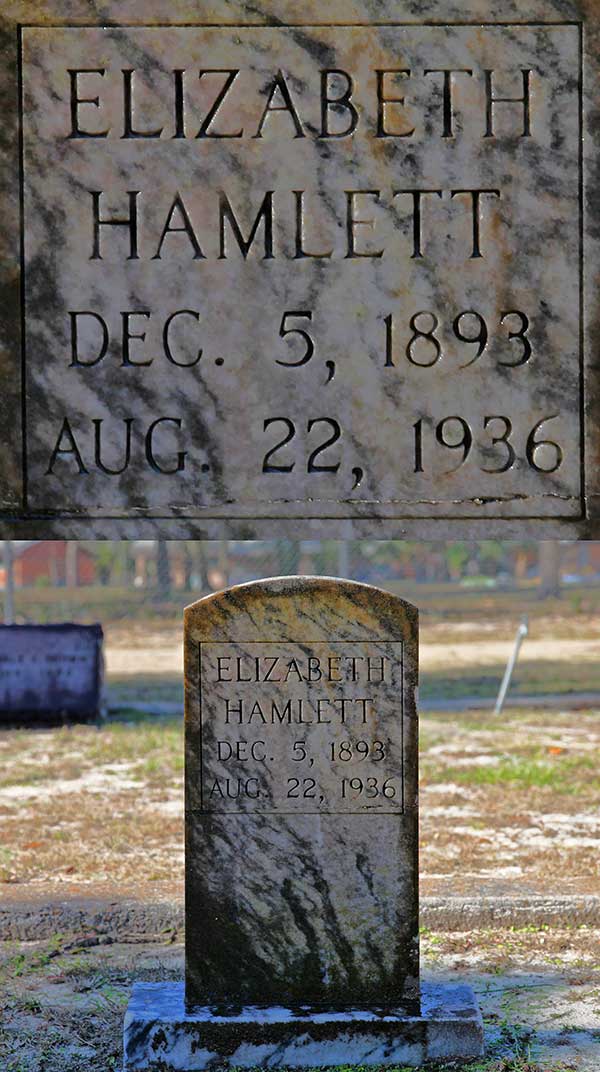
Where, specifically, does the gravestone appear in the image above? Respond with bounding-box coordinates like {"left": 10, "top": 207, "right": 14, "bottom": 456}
{"left": 123, "top": 577, "right": 483, "bottom": 1068}
{"left": 0, "top": 623, "right": 103, "bottom": 723}
{"left": 0, "top": 2, "right": 599, "bottom": 537}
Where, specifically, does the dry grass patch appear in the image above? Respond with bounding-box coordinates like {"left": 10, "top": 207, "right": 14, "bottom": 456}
{"left": 1, "top": 707, "right": 599, "bottom": 898}
{"left": 0, "top": 719, "right": 184, "bottom": 888}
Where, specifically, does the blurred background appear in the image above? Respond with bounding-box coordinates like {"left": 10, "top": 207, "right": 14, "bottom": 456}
{"left": 0, "top": 537, "right": 594, "bottom": 609}
{"left": 1, "top": 539, "right": 598, "bottom": 709}
{"left": 1, "top": 540, "right": 599, "bottom": 1056}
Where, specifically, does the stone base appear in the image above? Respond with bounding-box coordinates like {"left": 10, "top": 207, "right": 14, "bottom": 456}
{"left": 123, "top": 981, "right": 484, "bottom": 1069}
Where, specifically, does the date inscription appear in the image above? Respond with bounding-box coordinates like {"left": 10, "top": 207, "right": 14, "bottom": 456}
{"left": 199, "top": 641, "right": 405, "bottom": 814}
{"left": 22, "top": 24, "right": 582, "bottom": 519}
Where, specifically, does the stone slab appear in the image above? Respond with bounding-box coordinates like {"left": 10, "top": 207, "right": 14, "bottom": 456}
{"left": 0, "top": 623, "right": 103, "bottom": 722}
{"left": 184, "top": 577, "right": 419, "bottom": 1009}
{"left": 0, "top": 1, "right": 599, "bottom": 537}
{"left": 122, "top": 980, "right": 484, "bottom": 1069}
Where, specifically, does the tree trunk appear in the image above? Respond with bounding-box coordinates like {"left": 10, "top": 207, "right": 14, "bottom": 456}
{"left": 217, "top": 542, "right": 230, "bottom": 587}
{"left": 195, "top": 543, "right": 210, "bottom": 591}
{"left": 3, "top": 541, "right": 14, "bottom": 625}
{"left": 539, "top": 542, "right": 561, "bottom": 599}
{"left": 65, "top": 542, "right": 78, "bottom": 588}
{"left": 183, "top": 543, "right": 193, "bottom": 592}
{"left": 122, "top": 543, "right": 136, "bottom": 586}
{"left": 156, "top": 540, "right": 171, "bottom": 600}
{"left": 276, "top": 541, "right": 300, "bottom": 575}
{"left": 337, "top": 542, "right": 350, "bottom": 578}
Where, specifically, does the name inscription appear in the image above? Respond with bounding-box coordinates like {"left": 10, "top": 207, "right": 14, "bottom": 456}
{"left": 21, "top": 24, "right": 582, "bottom": 519}
{"left": 198, "top": 641, "right": 405, "bottom": 814}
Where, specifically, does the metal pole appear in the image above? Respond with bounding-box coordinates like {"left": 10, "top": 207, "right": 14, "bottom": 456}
{"left": 494, "top": 616, "right": 529, "bottom": 716}
{"left": 3, "top": 541, "right": 14, "bottom": 625}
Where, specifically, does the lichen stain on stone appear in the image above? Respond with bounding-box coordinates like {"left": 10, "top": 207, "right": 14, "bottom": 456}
{"left": 150, "top": 1026, "right": 169, "bottom": 1052}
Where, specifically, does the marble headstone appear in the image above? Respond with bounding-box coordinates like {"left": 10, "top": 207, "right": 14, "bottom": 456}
{"left": 123, "top": 577, "right": 484, "bottom": 1068}
{"left": 0, "top": 2, "right": 599, "bottom": 537}
{"left": 0, "top": 623, "right": 103, "bottom": 723}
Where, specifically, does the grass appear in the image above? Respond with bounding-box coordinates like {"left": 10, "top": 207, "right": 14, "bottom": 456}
{"left": 424, "top": 752, "right": 600, "bottom": 794}
{"left": 9, "top": 583, "right": 598, "bottom": 713}
{"left": 421, "top": 665, "right": 600, "bottom": 703}
{"left": 7, "top": 577, "right": 600, "bottom": 635}
{"left": 104, "top": 658, "right": 600, "bottom": 713}
{"left": 103, "top": 662, "right": 600, "bottom": 712}
{"left": 0, "top": 704, "right": 598, "bottom": 892}
{"left": 1, "top": 930, "right": 597, "bottom": 1070}
{"left": 107, "top": 673, "right": 183, "bottom": 707}
{"left": 0, "top": 717, "right": 187, "bottom": 887}
{"left": 1, "top": 590, "right": 598, "bottom": 1072}
{"left": 0, "top": 718, "right": 183, "bottom": 791}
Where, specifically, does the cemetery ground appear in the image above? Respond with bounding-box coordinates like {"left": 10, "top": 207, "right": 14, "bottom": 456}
{"left": 1, "top": 592, "right": 599, "bottom": 1070}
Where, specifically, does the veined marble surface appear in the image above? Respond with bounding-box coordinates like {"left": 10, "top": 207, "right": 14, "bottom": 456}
{"left": 0, "top": 1, "right": 599, "bottom": 534}
{"left": 184, "top": 577, "right": 419, "bottom": 1008}
{"left": 122, "top": 981, "right": 484, "bottom": 1068}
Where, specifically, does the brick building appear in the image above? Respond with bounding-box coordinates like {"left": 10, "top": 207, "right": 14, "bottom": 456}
{"left": 10, "top": 542, "right": 96, "bottom": 587}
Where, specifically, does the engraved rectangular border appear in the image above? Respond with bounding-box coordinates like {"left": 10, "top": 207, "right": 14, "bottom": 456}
{"left": 17, "top": 21, "right": 585, "bottom": 522}
{"left": 197, "top": 639, "right": 406, "bottom": 815}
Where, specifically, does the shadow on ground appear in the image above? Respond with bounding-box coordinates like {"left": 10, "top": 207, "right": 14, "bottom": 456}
{"left": 1, "top": 936, "right": 599, "bottom": 1071}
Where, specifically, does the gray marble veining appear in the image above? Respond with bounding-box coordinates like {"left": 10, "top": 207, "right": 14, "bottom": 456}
{"left": 122, "top": 575, "right": 484, "bottom": 1068}
{"left": 0, "top": 2, "right": 598, "bottom": 535}
{"left": 123, "top": 981, "right": 484, "bottom": 1068}
{"left": 184, "top": 577, "right": 419, "bottom": 1008}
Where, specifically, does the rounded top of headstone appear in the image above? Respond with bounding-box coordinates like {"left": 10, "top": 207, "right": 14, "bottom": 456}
{"left": 186, "top": 574, "right": 416, "bottom": 610}
{"left": 184, "top": 576, "right": 417, "bottom": 644}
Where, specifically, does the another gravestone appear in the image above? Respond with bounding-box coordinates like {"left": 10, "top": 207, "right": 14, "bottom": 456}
{"left": 0, "top": 623, "right": 103, "bottom": 723}
{"left": 0, "top": 2, "right": 599, "bottom": 535}
{"left": 123, "top": 577, "right": 483, "bottom": 1068}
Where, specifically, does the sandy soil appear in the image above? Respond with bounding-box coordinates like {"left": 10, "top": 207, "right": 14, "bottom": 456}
{"left": 1, "top": 932, "right": 599, "bottom": 1071}
{"left": 0, "top": 706, "right": 598, "bottom": 902}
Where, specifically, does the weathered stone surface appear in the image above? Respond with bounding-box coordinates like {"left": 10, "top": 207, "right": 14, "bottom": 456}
{"left": 122, "top": 980, "right": 484, "bottom": 1069}
{"left": 0, "top": 1, "right": 599, "bottom": 536}
{"left": 123, "top": 574, "right": 484, "bottom": 1066}
{"left": 0, "top": 624, "right": 103, "bottom": 722}
{"left": 184, "top": 577, "right": 419, "bottom": 1008}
